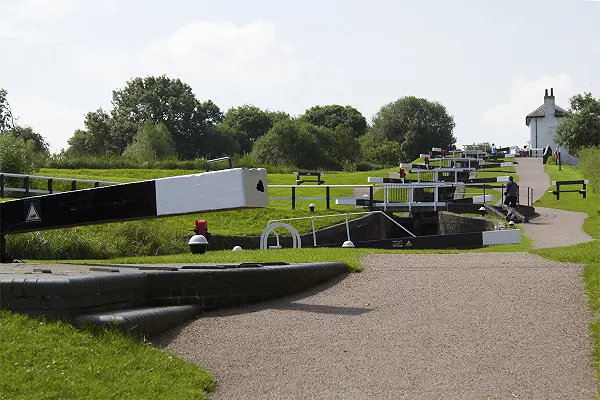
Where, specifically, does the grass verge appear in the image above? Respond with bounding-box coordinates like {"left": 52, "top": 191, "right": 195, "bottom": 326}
{"left": 531, "top": 163, "right": 600, "bottom": 396}
{"left": 0, "top": 310, "right": 214, "bottom": 400}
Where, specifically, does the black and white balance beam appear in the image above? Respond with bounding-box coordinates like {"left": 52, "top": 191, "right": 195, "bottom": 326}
{"left": 399, "top": 163, "right": 429, "bottom": 170}
{"left": 0, "top": 168, "right": 268, "bottom": 235}
{"left": 478, "top": 162, "right": 513, "bottom": 169}
{"left": 468, "top": 176, "right": 511, "bottom": 184}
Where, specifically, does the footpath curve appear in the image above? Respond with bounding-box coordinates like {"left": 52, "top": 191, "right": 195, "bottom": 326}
{"left": 512, "top": 157, "right": 594, "bottom": 248}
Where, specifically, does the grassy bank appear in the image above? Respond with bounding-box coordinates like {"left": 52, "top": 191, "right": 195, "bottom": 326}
{"left": 0, "top": 311, "right": 214, "bottom": 400}
{"left": 532, "top": 162, "right": 600, "bottom": 394}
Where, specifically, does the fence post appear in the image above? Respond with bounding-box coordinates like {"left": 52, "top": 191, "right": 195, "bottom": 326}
{"left": 0, "top": 234, "right": 6, "bottom": 263}
{"left": 24, "top": 176, "right": 30, "bottom": 196}
{"left": 94, "top": 182, "right": 100, "bottom": 188}
{"left": 48, "top": 179, "right": 53, "bottom": 194}
{"left": 326, "top": 186, "right": 330, "bottom": 210}
{"left": 0, "top": 174, "right": 4, "bottom": 198}
{"left": 558, "top": 151, "right": 562, "bottom": 171}
{"left": 583, "top": 181, "right": 587, "bottom": 199}
{"left": 228, "top": 157, "right": 232, "bottom": 169}
{"left": 529, "top": 187, "right": 532, "bottom": 206}
{"left": 556, "top": 183, "right": 560, "bottom": 200}
{"left": 71, "top": 180, "right": 77, "bottom": 191}
{"left": 369, "top": 185, "right": 374, "bottom": 211}
{"left": 291, "top": 186, "right": 296, "bottom": 210}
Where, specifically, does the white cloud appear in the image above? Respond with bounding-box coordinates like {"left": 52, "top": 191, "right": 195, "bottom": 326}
{"left": 144, "top": 20, "right": 303, "bottom": 89}
{"left": 483, "top": 73, "right": 573, "bottom": 126}
{"left": 0, "top": 0, "right": 118, "bottom": 43}
{"left": 2, "top": 16, "right": 350, "bottom": 151}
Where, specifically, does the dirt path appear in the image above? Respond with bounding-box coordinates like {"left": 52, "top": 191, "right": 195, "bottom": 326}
{"left": 155, "top": 253, "right": 596, "bottom": 400}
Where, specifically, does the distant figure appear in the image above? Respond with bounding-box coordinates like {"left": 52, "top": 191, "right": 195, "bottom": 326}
{"left": 504, "top": 176, "right": 519, "bottom": 209}
{"left": 491, "top": 143, "right": 497, "bottom": 157}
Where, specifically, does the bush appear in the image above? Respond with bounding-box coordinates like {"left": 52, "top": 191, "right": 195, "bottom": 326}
{"left": 46, "top": 154, "right": 208, "bottom": 170}
{"left": 358, "top": 132, "right": 400, "bottom": 167}
{"left": 355, "top": 161, "right": 377, "bottom": 171}
{"left": 0, "top": 133, "right": 37, "bottom": 174}
{"left": 123, "top": 122, "right": 176, "bottom": 163}
{"left": 578, "top": 146, "right": 600, "bottom": 193}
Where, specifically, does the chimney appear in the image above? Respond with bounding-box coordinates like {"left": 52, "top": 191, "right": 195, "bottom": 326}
{"left": 544, "top": 88, "right": 556, "bottom": 117}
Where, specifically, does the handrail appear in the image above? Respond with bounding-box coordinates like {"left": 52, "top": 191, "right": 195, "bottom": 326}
{"left": 267, "top": 210, "right": 416, "bottom": 242}
{"left": 0, "top": 172, "right": 121, "bottom": 185}
{"left": 269, "top": 184, "right": 373, "bottom": 188}
{"left": 205, "top": 157, "right": 232, "bottom": 171}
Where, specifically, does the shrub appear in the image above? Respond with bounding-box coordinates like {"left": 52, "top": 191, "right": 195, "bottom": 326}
{"left": 0, "top": 133, "right": 37, "bottom": 174}
{"left": 578, "top": 146, "right": 600, "bottom": 193}
{"left": 122, "top": 122, "right": 176, "bottom": 163}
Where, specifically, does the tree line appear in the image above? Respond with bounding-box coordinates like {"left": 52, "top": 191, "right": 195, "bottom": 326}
{"left": 2, "top": 76, "right": 598, "bottom": 174}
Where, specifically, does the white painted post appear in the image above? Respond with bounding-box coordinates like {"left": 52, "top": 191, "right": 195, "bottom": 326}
{"left": 345, "top": 214, "right": 351, "bottom": 241}
{"left": 311, "top": 216, "right": 317, "bottom": 247}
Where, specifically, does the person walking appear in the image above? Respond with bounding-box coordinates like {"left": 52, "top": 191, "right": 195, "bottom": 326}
{"left": 504, "top": 176, "right": 519, "bottom": 219}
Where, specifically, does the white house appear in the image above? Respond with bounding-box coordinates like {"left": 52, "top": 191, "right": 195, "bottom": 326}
{"left": 525, "top": 88, "right": 567, "bottom": 155}
{"left": 525, "top": 88, "right": 578, "bottom": 165}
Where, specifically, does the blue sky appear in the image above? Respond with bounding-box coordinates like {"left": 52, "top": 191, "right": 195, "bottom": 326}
{"left": 1, "top": 0, "right": 598, "bottom": 153}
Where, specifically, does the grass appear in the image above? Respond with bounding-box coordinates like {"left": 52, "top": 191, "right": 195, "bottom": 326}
{"left": 529, "top": 162, "right": 600, "bottom": 396}
{"left": 0, "top": 310, "right": 214, "bottom": 400}
{"left": 4, "top": 159, "right": 597, "bottom": 398}
{"left": 7, "top": 168, "right": 399, "bottom": 260}
{"left": 5, "top": 165, "right": 522, "bottom": 260}
{"left": 57, "top": 223, "right": 532, "bottom": 273}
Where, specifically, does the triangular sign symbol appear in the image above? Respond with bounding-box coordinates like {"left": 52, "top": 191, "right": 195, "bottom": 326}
{"left": 26, "top": 203, "right": 41, "bottom": 222}
{"left": 405, "top": 240, "right": 412, "bottom": 247}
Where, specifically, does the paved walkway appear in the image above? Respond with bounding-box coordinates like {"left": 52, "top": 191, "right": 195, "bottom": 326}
{"left": 513, "top": 157, "right": 594, "bottom": 248}
{"left": 152, "top": 157, "right": 598, "bottom": 399}
{"left": 155, "top": 253, "right": 597, "bottom": 399}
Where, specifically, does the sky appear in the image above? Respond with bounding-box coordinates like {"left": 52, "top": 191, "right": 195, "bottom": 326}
{"left": 1, "top": 0, "right": 599, "bottom": 153}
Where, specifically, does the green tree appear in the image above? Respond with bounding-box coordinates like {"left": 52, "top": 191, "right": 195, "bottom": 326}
{"left": 0, "top": 88, "right": 16, "bottom": 133}
{"left": 555, "top": 92, "right": 600, "bottom": 149}
{"left": 267, "top": 110, "right": 291, "bottom": 125}
{"left": 300, "top": 105, "right": 367, "bottom": 137}
{"left": 0, "top": 133, "right": 37, "bottom": 174}
{"left": 223, "top": 105, "right": 274, "bottom": 153}
{"left": 110, "top": 75, "right": 222, "bottom": 158}
{"left": 370, "top": 96, "right": 456, "bottom": 162}
{"left": 205, "top": 122, "right": 241, "bottom": 157}
{"left": 65, "top": 109, "right": 113, "bottom": 156}
{"left": 8, "top": 126, "right": 50, "bottom": 155}
{"left": 359, "top": 131, "right": 400, "bottom": 167}
{"left": 313, "top": 124, "right": 360, "bottom": 169}
{"left": 252, "top": 120, "right": 324, "bottom": 169}
{"left": 122, "top": 122, "right": 176, "bottom": 163}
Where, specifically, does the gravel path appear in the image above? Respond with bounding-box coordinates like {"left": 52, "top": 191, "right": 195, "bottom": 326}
{"left": 155, "top": 253, "right": 596, "bottom": 400}
{"left": 512, "top": 157, "right": 594, "bottom": 248}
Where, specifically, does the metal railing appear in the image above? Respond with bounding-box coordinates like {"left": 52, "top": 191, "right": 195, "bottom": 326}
{"left": 205, "top": 157, "right": 232, "bottom": 171}
{"left": 0, "top": 172, "right": 121, "bottom": 198}
{"left": 269, "top": 184, "right": 374, "bottom": 210}
{"left": 260, "top": 210, "right": 416, "bottom": 249}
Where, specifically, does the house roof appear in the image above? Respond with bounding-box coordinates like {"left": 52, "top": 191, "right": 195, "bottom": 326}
{"left": 525, "top": 103, "right": 567, "bottom": 126}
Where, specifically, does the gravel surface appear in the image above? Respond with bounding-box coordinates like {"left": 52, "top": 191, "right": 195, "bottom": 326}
{"left": 155, "top": 253, "right": 596, "bottom": 400}
{"left": 521, "top": 206, "right": 594, "bottom": 249}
